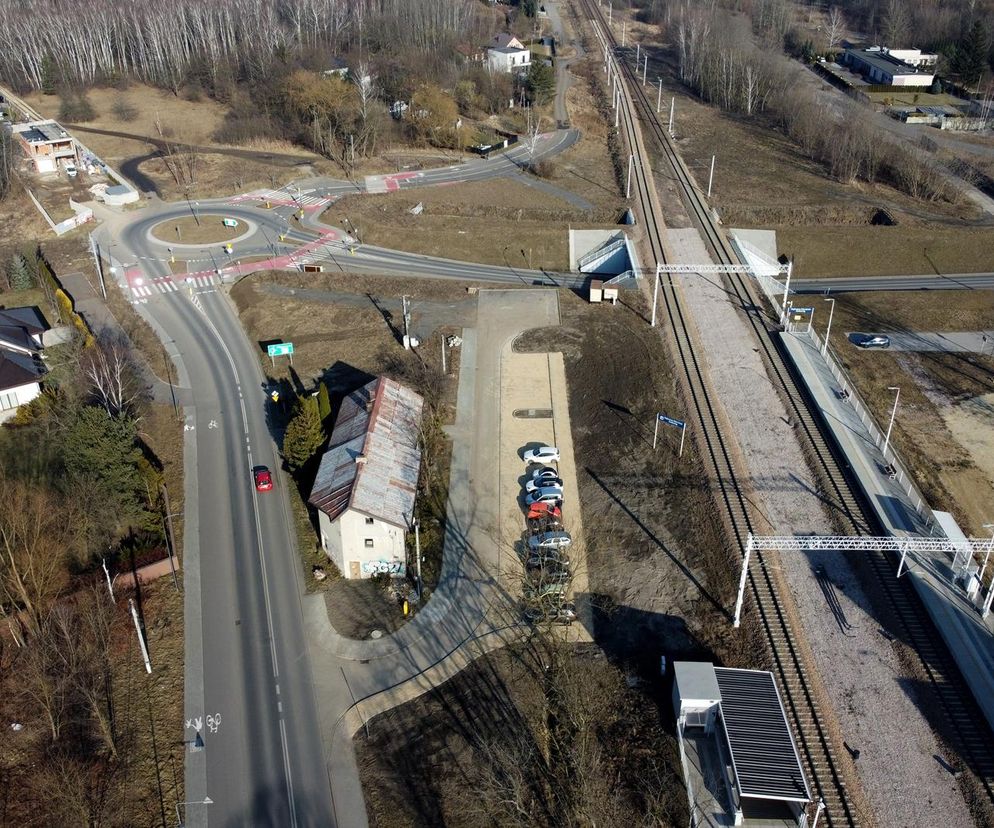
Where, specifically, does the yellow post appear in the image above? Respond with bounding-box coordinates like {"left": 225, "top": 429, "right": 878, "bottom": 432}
{"left": 266, "top": 201, "right": 271, "bottom": 209}
{"left": 403, "top": 600, "right": 409, "bottom": 616}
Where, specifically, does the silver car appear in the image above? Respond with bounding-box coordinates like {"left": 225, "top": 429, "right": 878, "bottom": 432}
{"left": 528, "top": 531, "right": 572, "bottom": 551}
{"left": 526, "top": 487, "right": 563, "bottom": 506}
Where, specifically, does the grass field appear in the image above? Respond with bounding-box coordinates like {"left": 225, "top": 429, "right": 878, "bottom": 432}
{"left": 823, "top": 290, "right": 994, "bottom": 536}
{"left": 151, "top": 215, "right": 244, "bottom": 244}
{"left": 777, "top": 225, "right": 994, "bottom": 277}
{"left": 322, "top": 178, "right": 614, "bottom": 272}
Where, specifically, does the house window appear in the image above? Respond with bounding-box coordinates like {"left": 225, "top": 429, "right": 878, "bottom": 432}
{"left": 365, "top": 517, "right": 374, "bottom": 525}
{"left": 364, "top": 538, "right": 374, "bottom": 548}
{"left": 0, "top": 392, "right": 17, "bottom": 411}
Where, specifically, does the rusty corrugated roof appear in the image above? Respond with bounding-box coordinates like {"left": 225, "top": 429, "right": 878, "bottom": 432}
{"left": 308, "top": 377, "right": 423, "bottom": 529}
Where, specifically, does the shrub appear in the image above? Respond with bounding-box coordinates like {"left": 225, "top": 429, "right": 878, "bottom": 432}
{"left": 112, "top": 99, "right": 139, "bottom": 122}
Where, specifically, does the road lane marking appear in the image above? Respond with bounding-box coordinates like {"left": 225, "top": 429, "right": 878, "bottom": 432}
{"left": 193, "top": 295, "right": 299, "bottom": 822}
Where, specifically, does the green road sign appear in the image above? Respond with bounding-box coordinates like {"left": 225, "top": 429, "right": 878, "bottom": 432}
{"left": 267, "top": 343, "right": 294, "bottom": 357}
{"left": 222, "top": 218, "right": 238, "bottom": 228}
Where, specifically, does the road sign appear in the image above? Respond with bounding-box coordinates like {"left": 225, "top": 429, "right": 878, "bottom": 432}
{"left": 654, "top": 412, "right": 688, "bottom": 456}
{"left": 271, "top": 391, "right": 279, "bottom": 403}
{"left": 267, "top": 343, "right": 294, "bottom": 357}
{"left": 222, "top": 218, "right": 238, "bottom": 228}
{"left": 791, "top": 307, "right": 814, "bottom": 313}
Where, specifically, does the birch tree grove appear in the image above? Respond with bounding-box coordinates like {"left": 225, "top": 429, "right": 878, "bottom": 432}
{"left": 0, "top": 0, "right": 482, "bottom": 91}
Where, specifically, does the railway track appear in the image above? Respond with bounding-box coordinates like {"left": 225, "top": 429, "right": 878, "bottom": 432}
{"left": 578, "top": 1, "right": 994, "bottom": 823}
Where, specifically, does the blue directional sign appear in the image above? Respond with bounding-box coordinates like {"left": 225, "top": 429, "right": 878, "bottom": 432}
{"left": 657, "top": 414, "right": 685, "bottom": 429}
{"left": 791, "top": 307, "right": 814, "bottom": 313}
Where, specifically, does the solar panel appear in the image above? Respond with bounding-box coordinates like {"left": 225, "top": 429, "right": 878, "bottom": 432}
{"left": 714, "top": 668, "right": 811, "bottom": 802}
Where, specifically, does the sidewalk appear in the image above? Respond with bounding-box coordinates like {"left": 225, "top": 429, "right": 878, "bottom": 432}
{"left": 781, "top": 329, "right": 994, "bottom": 733}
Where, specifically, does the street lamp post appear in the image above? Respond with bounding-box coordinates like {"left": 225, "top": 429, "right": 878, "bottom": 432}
{"left": 882, "top": 386, "right": 900, "bottom": 461}
{"left": 823, "top": 297, "right": 835, "bottom": 356}
{"left": 175, "top": 797, "right": 213, "bottom": 827}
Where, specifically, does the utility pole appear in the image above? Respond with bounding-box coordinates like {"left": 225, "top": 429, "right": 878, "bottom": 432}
{"left": 102, "top": 557, "right": 115, "bottom": 601}
{"left": 668, "top": 97, "right": 675, "bottom": 134}
{"left": 822, "top": 297, "right": 836, "bottom": 356}
{"left": 657, "top": 77, "right": 663, "bottom": 112}
{"left": 707, "top": 154, "right": 715, "bottom": 198}
{"left": 733, "top": 535, "right": 754, "bottom": 628}
{"left": 414, "top": 518, "right": 423, "bottom": 599}
{"left": 651, "top": 265, "right": 661, "bottom": 327}
{"left": 161, "top": 483, "right": 180, "bottom": 592}
{"left": 643, "top": 54, "right": 648, "bottom": 85}
{"left": 402, "top": 295, "right": 411, "bottom": 349}
{"left": 636, "top": 42, "right": 640, "bottom": 64}
{"left": 129, "top": 598, "right": 152, "bottom": 673}
{"left": 441, "top": 334, "right": 447, "bottom": 374}
{"left": 626, "top": 153, "right": 634, "bottom": 199}
{"left": 882, "top": 386, "right": 900, "bottom": 461}
{"left": 622, "top": 20, "right": 626, "bottom": 46}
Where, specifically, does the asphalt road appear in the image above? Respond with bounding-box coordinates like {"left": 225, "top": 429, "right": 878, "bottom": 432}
{"left": 792, "top": 272, "right": 994, "bottom": 293}
{"left": 100, "top": 126, "right": 586, "bottom": 827}
{"left": 115, "top": 235, "right": 335, "bottom": 827}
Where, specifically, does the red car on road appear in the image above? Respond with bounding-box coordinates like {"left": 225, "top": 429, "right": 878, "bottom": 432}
{"left": 253, "top": 466, "right": 273, "bottom": 491}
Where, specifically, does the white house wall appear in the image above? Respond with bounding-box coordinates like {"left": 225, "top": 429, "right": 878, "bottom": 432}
{"left": 0, "top": 380, "right": 41, "bottom": 422}
{"left": 320, "top": 507, "right": 406, "bottom": 579}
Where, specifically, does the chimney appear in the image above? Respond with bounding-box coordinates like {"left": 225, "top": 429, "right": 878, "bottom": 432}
{"left": 355, "top": 454, "right": 367, "bottom": 466}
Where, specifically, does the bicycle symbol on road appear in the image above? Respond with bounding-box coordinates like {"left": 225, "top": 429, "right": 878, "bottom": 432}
{"left": 185, "top": 713, "right": 222, "bottom": 735}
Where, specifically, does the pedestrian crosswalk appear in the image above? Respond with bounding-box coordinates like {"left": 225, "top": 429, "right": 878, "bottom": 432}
{"left": 130, "top": 273, "right": 218, "bottom": 299}
{"left": 230, "top": 188, "right": 331, "bottom": 208}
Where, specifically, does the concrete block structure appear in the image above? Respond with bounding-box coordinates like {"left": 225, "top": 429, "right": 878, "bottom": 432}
{"left": 843, "top": 46, "right": 935, "bottom": 87}
{"left": 12, "top": 121, "right": 78, "bottom": 173}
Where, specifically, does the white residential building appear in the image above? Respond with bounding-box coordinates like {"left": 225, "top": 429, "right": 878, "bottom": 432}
{"left": 487, "top": 33, "right": 531, "bottom": 74}
{"left": 309, "top": 376, "right": 424, "bottom": 579}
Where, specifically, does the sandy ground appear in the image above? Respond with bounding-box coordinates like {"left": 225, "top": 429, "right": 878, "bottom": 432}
{"left": 668, "top": 227, "right": 972, "bottom": 828}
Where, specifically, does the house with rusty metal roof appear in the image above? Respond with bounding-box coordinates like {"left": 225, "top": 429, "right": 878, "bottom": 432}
{"left": 309, "top": 376, "right": 424, "bottom": 579}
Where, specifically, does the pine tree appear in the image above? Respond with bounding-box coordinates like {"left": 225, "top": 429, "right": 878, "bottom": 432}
{"left": 317, "top": 382, "right": 332, "bottom": 423}
{"left": 40, "top": 55, "right": 57, "bottom": 96}
{"left": 8, "top": 254, "right": 35, "bottom": 291}
{"left": 952, "top": 20, "right": 989, "bottom": 88}
{"left": 282, "top": 397, "right": 325, "bottom": 471}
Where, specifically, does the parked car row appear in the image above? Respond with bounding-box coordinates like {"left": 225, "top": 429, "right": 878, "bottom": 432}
{"left": 521, "top": 447, "right": 575, "bottom": 625}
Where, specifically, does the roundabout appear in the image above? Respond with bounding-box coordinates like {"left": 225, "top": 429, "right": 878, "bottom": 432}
{"left": 149, "top": 213, "right": 258, "bottom": 247}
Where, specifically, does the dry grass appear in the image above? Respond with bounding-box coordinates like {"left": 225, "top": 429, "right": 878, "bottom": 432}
{"left": 322, "top": 178, "right": 613, "bottom": 271}
{"left": 0, "top": 187, "right": 55, "bottom": 248}
{"left": 778, "top": 225, "right": 994, "bottom": 277}
{"left": 864, "top": 91, "right": 964, "bottom": 107}
{"left": 151, "top": 215, "right": 244, "bottom": 244}
{"left": 230, "top": 272, "right": 412, "bottom": 384}
{"left": 825, "top": 290, "right": 994, "bottom": 535}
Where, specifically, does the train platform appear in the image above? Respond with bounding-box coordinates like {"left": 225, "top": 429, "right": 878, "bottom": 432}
{"left": 780, "top": 329, "right": 994, "bottom": 735}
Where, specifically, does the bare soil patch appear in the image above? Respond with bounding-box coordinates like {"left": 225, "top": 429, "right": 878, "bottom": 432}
{"left": 777, "top": 225, "right": 994, "bottom": 277}
{"left": 323, "top": 177, "right": 614, "bottom": 272}
{"left": 825, "top": 290, "right": 994, "bottom": 536}
{"left": 151, "top": 215, "right": 244, "bottom": 244}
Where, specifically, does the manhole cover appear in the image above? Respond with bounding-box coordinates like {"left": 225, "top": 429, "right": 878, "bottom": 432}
{"left": 369, "top": 629, "right": 383, "bottom": 640}
{"left": 513, "top": 408, "right": 553, "bottom": 419}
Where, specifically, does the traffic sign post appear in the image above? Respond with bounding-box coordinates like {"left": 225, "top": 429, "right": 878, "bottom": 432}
{"left": 654, "top": 412, "right": 687, "bottom": 456}
{"left": 222, "top": 218, "right": 238, "bottom": 228}
{"left": 267, "top": 342, "right": 294, "bottom": 368}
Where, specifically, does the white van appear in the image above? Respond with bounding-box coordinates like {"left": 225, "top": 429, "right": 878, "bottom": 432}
{"left": 64, "top": 162, "right": 78, "bottom": 178}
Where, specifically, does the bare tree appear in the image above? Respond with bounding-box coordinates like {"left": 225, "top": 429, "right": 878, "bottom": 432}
{"left": 825, "top": 6, "right": 845, "bottom": 50}
{"left": 0, "top": 474, "right": 79, "bottom": 636}
{"left": 82, "top": 332, "right": 147, "bottom": 418}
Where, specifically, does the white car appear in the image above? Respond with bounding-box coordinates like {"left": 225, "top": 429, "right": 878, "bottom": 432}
{"left": 523, "top": 445, "right": 560, "bottom": 464}
{"left": 525, "top": 477, "right": 562, "bottom": 493}
{"left": 64, "top": 162, "right": 78, "bottom": 178}
{"left": 526, "top": 487, "right": 563, "bottom": 506}
{"left": 528, "top": 531, "right": 572, "bottom": 551}
{"left": 532, "top": 466, "right": 560, "bottom": 481}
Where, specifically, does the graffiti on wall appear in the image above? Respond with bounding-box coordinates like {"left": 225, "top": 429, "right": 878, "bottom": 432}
{"left": 361, "top": 559, "right": 405, "bottom": 575}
